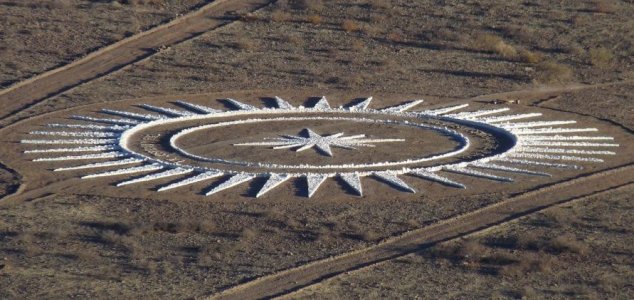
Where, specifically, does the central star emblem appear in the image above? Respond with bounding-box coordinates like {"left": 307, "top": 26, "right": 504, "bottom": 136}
{"left": 233, "top": 128, "right": 404, "bottom": 157}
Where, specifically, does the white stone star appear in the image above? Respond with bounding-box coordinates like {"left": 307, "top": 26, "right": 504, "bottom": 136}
{"left": 233, "top": 128, "right": 405, "bottom": 157}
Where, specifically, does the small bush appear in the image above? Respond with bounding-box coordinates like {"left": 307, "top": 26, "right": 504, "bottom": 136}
{"left": 386, "top": 31, "right": 405, "bottom": 44}
{"left": 535, "top": 61, "right": 573, "bottom": 83}
{"left": 592, "top": 0, "right": 616, "bottom": 13}
{"left": 271, "top": 11, "right": 292, "bottom": 22}
{"left": 306, "top": 15, "right": 323, "bottom": 25}
{"left": 293, "top": 0, "right": 324, "bottom": 12}
{"left": 369, "top": 0, "right": 391, "bottom": 9}
{"left": 549, "top": 234, "right": 589, "bottom": 255}
{"left": 473, "top": 33, "right": 517, "bottom": 58}
{"left": 519, "top": 50, "right": 542, "bottom": 64}
{"left": 342, "top": 20, "right": 361, "bottom": 33}
{"left": 588, "top": 47, "right": 614, "bottom": 68}
{"left": 232, "top": 38, "right": 256, "bottom": 51}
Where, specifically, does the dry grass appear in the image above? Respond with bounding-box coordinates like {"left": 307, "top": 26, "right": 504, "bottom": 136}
{"left": 341, "top": 20, "right": 361, "bottom": 33}
{"left": 293, "top": 0, "right": 324, "bottom": 12}
{"left": 271, "top": 11, "right": 292, "bottom": 23}
{"left": 592, "top": 0, "right": 617, "bottom": 13}
{"left": 306, "top": 15, "right": 323, "bottom": 25}
{"left": 535, "top": 61, "right": 573, "bottom": 83}
{"left": 369, "top": 0, "right": 392, "bottom": 9}
{"left": 588, "top": 47, "right": 614, "bottom": 68}
{"left": 518, "top": 49, "right": 543, "bottom": 64}
{"left": 232, "top": 37, "right": 256, "bottom": 51}
{"left": 549, "top": 234, "right": 589, "bottom": 255}
{"left": 472, "top": 33, "right": 518, "bottom": 59}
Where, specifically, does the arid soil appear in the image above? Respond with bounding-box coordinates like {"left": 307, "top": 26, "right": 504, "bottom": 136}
{"left": 288, "top": 184, "right": 634, "bottom": 299}
{"left": 0, "top": 0, "right": 633, "bottom": 299}
{"left": 0, "top": 0, "right": 208, "bottom": 88}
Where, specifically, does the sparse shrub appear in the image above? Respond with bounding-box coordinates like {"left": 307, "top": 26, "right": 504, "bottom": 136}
{"left": 493, "top": 41, "right": 518, "bottom": 58}
{"left": 535, "top": 61, "right": 573, "bottom": 83}
{"left": 342, "top": 20, "right": 361, "bottom": 33}
{"left": 519, "top": 50, "right": 542, "bottom": 64}
{"left": 351, "top": 39, "right": 365, "bottom": 51}
{"left": 271, "top": 11, "right": 292, "bottom": 22}
{"left": 369, "top": 0, "right": 391, "bottom": 9}
{"left": 592, "top": 0, "right": 616, "bottom": 13}
{"left": 232, "top": 38, "right": 256, "bottom": 51}
{"left": 588, "top": 47, "right": 614, "bottom": 68}
{"left": 306, "top": 15, "right": 323, "bottom": 25}
{"left": 473, "top": 33, "right": 518, "bottom": 58}
{"left": 240, "top": 227, "right": 257, "bottom": 240}
{"left": 293, "top": 0, "right": 324, "bottom": 12}
{"left": 386, "top": 31, "right": 405, "bottom": 44}
{"left": 549, "top": 234, "right": 589, "bottom": 255}
{"left": 283, "top": 34, "right": 303, "bottom": 46}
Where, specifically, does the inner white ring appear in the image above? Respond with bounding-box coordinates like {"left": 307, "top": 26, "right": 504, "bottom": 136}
{"left": 168, "top": 116, "right": 470, "bottom": 170}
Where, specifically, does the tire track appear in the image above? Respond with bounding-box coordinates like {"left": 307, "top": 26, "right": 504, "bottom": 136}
{"left": 209, "top": 163, "right": 634, "bottom": 300}
{"left": 0, "top": 0, "right": 273, "bottom": 124}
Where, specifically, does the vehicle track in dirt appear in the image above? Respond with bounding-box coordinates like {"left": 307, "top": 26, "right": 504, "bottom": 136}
{"left": 0, "top": 0, "right": 273, "bottom": 125}
{"left": 209, "top": 163, "right": 634, "bottom": 299}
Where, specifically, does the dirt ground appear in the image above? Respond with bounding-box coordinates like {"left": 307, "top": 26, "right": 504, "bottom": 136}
{"left": 1, "top": 0, "right": 633, "bottom": 299}
{"left": 0, "top": 0, "right": 207, "bottom": 88}
{"left": 288, "top": 184, "right": 634, "bottom": 299}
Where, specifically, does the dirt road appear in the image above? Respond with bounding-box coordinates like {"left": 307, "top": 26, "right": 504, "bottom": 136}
{"left": 0, "top": 0, "right": 272, "bottom": 124}
{"left": 210, "top": 163, "right": 634, "bottom": 299}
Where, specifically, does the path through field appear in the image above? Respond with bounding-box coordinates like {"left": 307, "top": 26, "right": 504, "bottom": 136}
{"left": 210, "top": 163, "right": 634, "bottom": 299}
{"left": 0, "top": 0, "right": 272, "bottom": 124}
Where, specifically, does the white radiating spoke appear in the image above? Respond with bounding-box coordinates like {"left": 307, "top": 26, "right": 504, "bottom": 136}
{"left": 174, "top": 100, "right": 220, "bottom": 114}
{"left": 234, "top": 128, "right": 402, "bottom": 156}
{"left": 445, "top": 108, "right": 510, "bottom": 119}
{"left": 517, "top": 147, "right": 616, "bottom": 155}
{"left": 157, "top": 171, "right": 224, "bottom": 192}
{"left": 82, "top": 164, "right": 163, "bottom": 179}
{"left": 24, "top": 145, "right": 117, "bottom": 153}
{"left": 409, "top": 169, "right": 465, "bottom": 188}
{"left": 21, "top": 139, "right": 117, "bottom": 145}
{"left": 512, "top": 128, "right": 598, "bottom": 135}
{"left": 373, "top": 172, "right": 415, "bottom": 193}
{"left": 256, "top": 174, "right": 291, "bottom": 198}
{"left": 493, "top": 158, "right": 580, "bottom": 169}
{"left": 519, "top": 135, "right": 614, "bottom": 141}
{"left": 444, "top": 167, "right": 513, "bottom": 182}
{"left": 225, "top": 98, "right": 258, "bottom": 111}
{"left": 497, "top": 121, "right": 576, "bottom": 129}
{"left": 101, "top": 109, "right": 164, "bottom": 121}
{"left": 139, "top": 104, "right": 196, "bottom": 117}
{"left": 470, "top": 162, "right": 550, "bottom": 177}
{"left": 312, "top": 96, "right": 330, "bottom": 109}
{"left": 46, "top": 123, "right": 130, "bottom": 131}
{"left": 519, "top": 141, "right": 619, "bottom": 147}
{"left": 347, "top": 97, "right": 372, "bottom": 111}
{"left": 339, "top": 173, "right": 363, "bottom": 196}
{"left": 306, "top": 174, "right": 329, "bottom": 197}
{"left": 29, "top": 131, "right": 117, "bottom": 138}
{"left": 508, "top": 153, "right": 604, "bottom": 162}
{"left": 205, "top": 174, "right": 255, "bottom": 196}
{"left": 380, "top": 100, "right": 423, "bottom": 113}
{"left": 33, "top": 152, "right": 126, "bottom": 162}
{"left": 273, "top": 96, "right": 294, "bottom": 109}
{"left": 71, "top": 115, "right": 140, "bottom": 125}
{"left": 420, "top": 104, "right": 470, "bottom": 115}
{"left": 54, "top": 158, "right": 145, "bottom": 171}
{"left": 117, "top": 168, "right": 193, "bottom": 186}
{"left": 478, "top": 113, "right": 542, "bottom": 123}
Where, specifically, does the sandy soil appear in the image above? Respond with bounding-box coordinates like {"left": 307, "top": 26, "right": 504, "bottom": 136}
{"left": 0, "top": 0, "right": 209, "bottom": 88}
{"left": 289, "top": 183, "right": 634, "bottom": 299}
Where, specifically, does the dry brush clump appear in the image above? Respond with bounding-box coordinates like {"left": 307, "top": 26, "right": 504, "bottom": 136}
{"left": 472, "top": 33, "right": 518, "bottom": 59}
{"left": 341, "top": 20, "right": 361, "bottom": 33}
{"left": 588, "top": 47, "right": 614, "bottom": 68}
{"left": 535, "top": 61, "right": 573, "bottom": 83}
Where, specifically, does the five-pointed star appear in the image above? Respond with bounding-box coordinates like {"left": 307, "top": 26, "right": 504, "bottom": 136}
{"left": 234, "top": 128, "right": 404, "bottom": 157}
